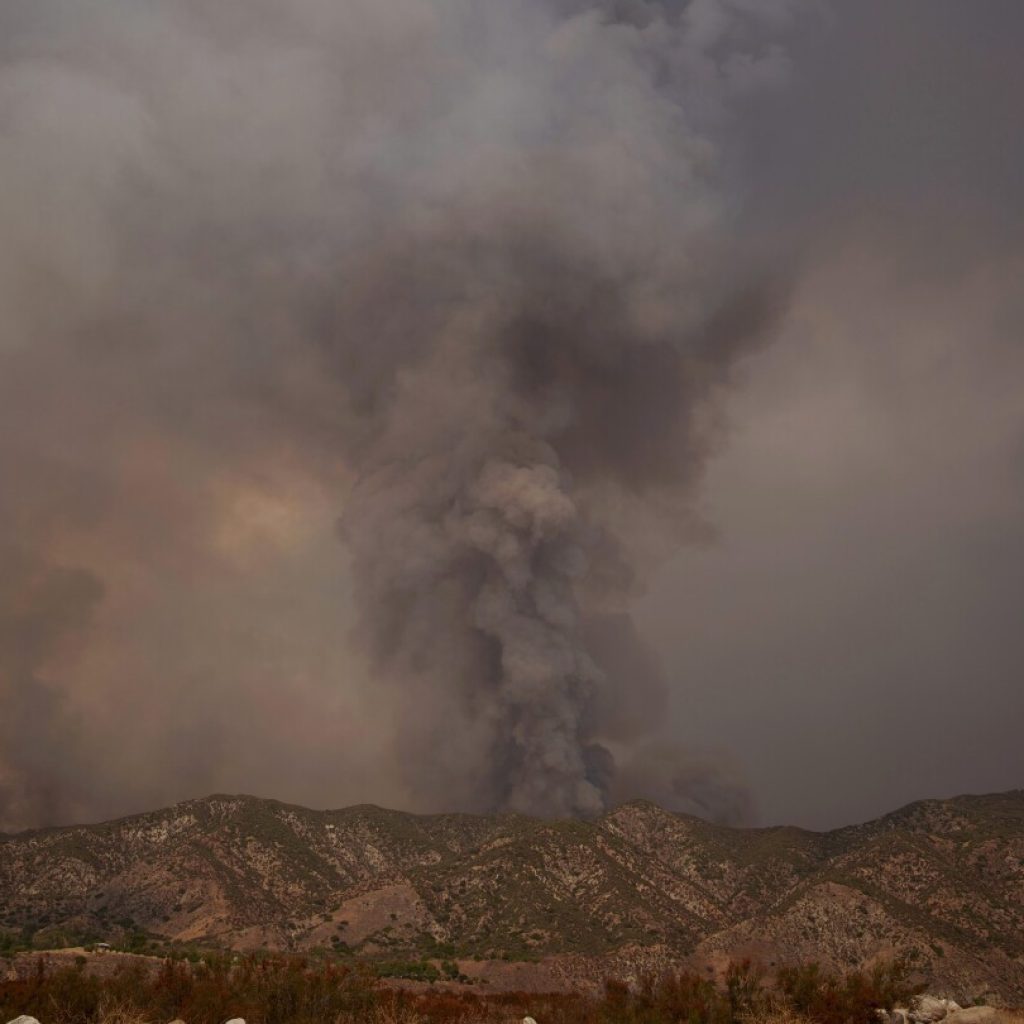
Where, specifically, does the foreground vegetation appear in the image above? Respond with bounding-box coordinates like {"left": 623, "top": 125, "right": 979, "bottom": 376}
{"left": 0, "top": 953, "right": 922, "bottom": 1024}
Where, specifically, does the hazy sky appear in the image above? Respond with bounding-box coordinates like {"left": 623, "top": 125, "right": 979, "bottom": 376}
{"left": 639, "top": 2, "right": 1024, "bottom": 827}
{"left": 1, "top": 1, "right": 1021, "bottom": 832}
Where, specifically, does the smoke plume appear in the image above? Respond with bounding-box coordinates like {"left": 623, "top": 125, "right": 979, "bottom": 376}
{"left": 309, "top": 0, "right": 795, "bottom": 818}
{"left": 0, "top": 0, "right": 798, "bottom": 829}
{"left": 337, "top": 250, "right": 784, "bottom": 816}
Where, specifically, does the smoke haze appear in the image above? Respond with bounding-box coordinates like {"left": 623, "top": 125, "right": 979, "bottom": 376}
{"left": 1, "top": 1, "right": 1022, "bottom": 831}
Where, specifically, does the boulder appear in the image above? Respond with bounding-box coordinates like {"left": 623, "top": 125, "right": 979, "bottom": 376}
{"left": 223, "top": 1019, "right": 246, "bottom": 1024}
{"left": 879, "top": 1010, "right": 911, "bottom": 1024}
{"left": 523, "top": 1018, "right": 539, "bottom": 1024}
{"left": 912, "top": 997, "right": 952, "bottom": 1023}
{"left": 945, "top": 1009, "right": 1000, "bottom": 1024}
{"left": 7, "top": 1017, "right": 42, "bottom": 1024}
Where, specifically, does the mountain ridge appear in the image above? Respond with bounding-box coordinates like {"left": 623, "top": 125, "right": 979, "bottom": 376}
{"left": 10, "top": 787, "right": 1022, "bottom": 839}
{"left": 2, "top": 790, "right": 1023, "bottom": 1001}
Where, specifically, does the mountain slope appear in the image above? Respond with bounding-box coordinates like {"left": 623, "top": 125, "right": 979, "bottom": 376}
{"left": 2, "top": 792, "right": 1023, "bottom": 1001}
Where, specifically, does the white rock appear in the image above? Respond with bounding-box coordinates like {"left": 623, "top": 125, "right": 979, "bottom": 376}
{"left": 945, "top": 1009, "right": 999, "bottom": 1024}
{"left": 523, "top": 1017, "right": 539, "bottom": 1024}
{"left": 7, "top": 1016, "right": 42, "bottom": 1024}
{"left": 223, "top": 1018, "right": 246, "bottom": 1024}
{"left": 912, "top": 997, "right": 951, "bottom": 1024}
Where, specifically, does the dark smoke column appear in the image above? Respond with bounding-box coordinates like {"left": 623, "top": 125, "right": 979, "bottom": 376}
{"left": 346, "top": 421, "right": 606, "bottom": 817}
{"left": 330, "top": 0, "right": 794, "bottom": 817}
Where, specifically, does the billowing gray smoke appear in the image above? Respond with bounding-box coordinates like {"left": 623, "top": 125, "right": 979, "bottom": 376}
{"left": 0, "top": 0, "right": 801, "bottom": 829}
{"left": 322, "top": 1, "right": 794, "bottom": 817}
{"left": 338, "top": 245, "right": 783, "bottom": 816}
{"left": 0, "top": 549, "right": 103, "bottom": 828}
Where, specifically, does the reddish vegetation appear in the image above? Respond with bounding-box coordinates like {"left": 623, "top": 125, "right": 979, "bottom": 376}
{"left": 0, "top": 953, "right": 922, "bottom": 1024}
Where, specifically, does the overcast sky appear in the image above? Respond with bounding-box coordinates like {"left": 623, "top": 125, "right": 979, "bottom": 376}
{"left": 639, "top": 1, "right": 1024, "bottom": 827}
{"left": 1, "top": 0, "right": 1021, "bottom": 832}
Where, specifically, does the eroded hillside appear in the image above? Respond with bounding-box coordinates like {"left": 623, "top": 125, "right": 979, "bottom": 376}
{"left": 2, "top": 792, "right": 1023, "bottom": 1001}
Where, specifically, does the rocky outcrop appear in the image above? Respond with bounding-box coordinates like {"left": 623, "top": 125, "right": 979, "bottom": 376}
{"left": 945, "top": 1009, "right": 1002, "bottom": 1024}
{"left": 882, "top": 996, "right": 1009, "bottom": 1024}
{"left": 912, "top": 996, "right": 963, "bottom": 1023}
